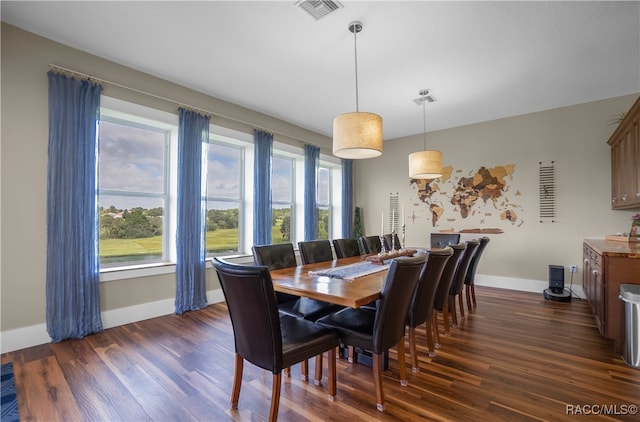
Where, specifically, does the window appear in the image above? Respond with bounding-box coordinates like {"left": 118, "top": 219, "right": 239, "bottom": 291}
{"left": 98, "top": 103, "right": 176, "bottom": 268}
{"left": 205, "top": 135, "right": 244, "bottom": 255}
{"left": 317, "top": 166, "right": 331, "bottom": 240}
{"left": 97, "top": 98, "right": 344, "bottom": 276}
{"left": 272, "top": 155, "right": 295, "bottom": 244}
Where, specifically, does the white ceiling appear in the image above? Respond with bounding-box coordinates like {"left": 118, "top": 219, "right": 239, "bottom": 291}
{"left": 2, "top": 1, "right": 639, "bottom": 140}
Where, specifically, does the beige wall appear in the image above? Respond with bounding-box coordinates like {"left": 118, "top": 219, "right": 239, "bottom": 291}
{"left": 353, "top": 94, "right": 639, "bottom": 285}
{"left": 1, "top": 23, "right": 638, "bottom": 351}
{"left": 0, "top": 24, "right": 332, "bottom": 342}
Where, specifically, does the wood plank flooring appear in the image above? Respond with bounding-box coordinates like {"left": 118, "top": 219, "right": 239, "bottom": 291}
{"left": 2, "top": 286, "right": 639, "bottom": 421}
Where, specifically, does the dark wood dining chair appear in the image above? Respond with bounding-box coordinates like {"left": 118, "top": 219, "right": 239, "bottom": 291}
{"left": 406, "top": 248, "right": 452, "bottom": 372}
{"left": 359, "top": 235, "right": 382, "bottom": 254}
{"left": 430, "top": 232, "right": 460, "bottom": 249}
{"left": 316, "top": 255, "right": 426, "bottom": 412}
{"left": 332, "top": 238, "right": 362, "bottom": 258}
{"left": 432, "top": 243, "right": 465, "bottom": 339}
{"left": 464, "top": 236, "right": 490, "bottom": 312}
{"left": 448, "top": 239, "right": 480, "bottom": 326}
{"left": 383, "top": 233, "right": 401, "bottom": 251}
{"left": 212, "top": 258, "right": 339, "bottom": 422}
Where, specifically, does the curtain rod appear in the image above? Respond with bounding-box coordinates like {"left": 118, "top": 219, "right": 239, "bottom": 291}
{"left": 47, "top": 64, "right": 320, "bottom": 144}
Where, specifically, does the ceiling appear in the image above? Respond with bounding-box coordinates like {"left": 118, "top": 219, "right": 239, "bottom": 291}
{"left": 2, "top": 1, "right": 639, "bottom": 140}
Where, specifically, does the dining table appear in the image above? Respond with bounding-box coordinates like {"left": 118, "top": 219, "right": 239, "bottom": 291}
{"left": 269, "top": 250, "right": 420, "bottom": 368}
{"left": 269, "top": 251, "right": 420, "bottom": 308}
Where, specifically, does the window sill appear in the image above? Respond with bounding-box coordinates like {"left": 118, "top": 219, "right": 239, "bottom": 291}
{"left": 100, "top": 262, "right": 176, "bottom": 282}
{"left": 99, "top": 253, "right": 254, "bottom": 282}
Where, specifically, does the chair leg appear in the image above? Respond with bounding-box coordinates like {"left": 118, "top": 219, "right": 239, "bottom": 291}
{"left": 409, "top": 326, "right": 418, "bottom": 373}
{"left": 433, "top": 311, "right": 442, "bottom": 348}
{"left": 443, "top": 302, "right": 451, "bottom": 335}
{"left": 269, "top": 372, "right": 282, "bottom": 422}
{"left": 465, "top": 284, "right": 473, "bottom": 313}
{"left": 458, "top": 292, "right": 465, "bottom": 320}
{"left": 397, "top": 337, "right": 408, "bottom": 386}
{"left": 284, "top": 367, "right": 290, "bottom": 377}
{"left": 449, "top": 295, "right": 458, "bottom": 327}
{"left": 471, "top": 283, "right": 477, "bottom": 307}
{"left": 328, "top": 347, "right": 337, "bottom": 400}
{"left": 301, "top": 359, "right": 308, "bottom": 381}
{"left": 425, "top": 317, "right": 436, "bottom": 357}
{"left": 348, "top": 345, "right": 355, "bottom": 363}
{"left": 314, "top": 354, "right": 323, "bottom": 386}
{"left": 373, "top": 352, "right": 385, "bottom": 412}
{"left": 231, "top": 353, "right": 243, "bottom": 409}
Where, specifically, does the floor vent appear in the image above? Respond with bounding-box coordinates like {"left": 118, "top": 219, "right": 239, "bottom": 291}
{"left": 295, "top": 0, "right": 343, "bottom": 21}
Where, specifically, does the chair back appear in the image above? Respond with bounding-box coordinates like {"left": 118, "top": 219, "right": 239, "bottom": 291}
{"left": 251, "top": 243, "right": 299, "bottom": 304}
{"left": 449, "top": 239, "right": 480, "bottom": 296}
{"left": 360, "top": 235, "right": 382, "bottom": 254}
{"left": 252, "top": 243, "right": 297, "bottom": 270}
{"left": 407, "top": 248, "right": 453, "bottom": 328}
{"left": 433, "top": 243, "right": 466, "bottom": 311}
{"left": 372, "top": 255, "right": 426, "bottom": 353}
{"left": 383, "top": 233, "right": 401, "bottom": 251}
{"left": 332, "top": 238, "right": 362, "bottom": 258}
{"left": 431, "top": 233, "right": 461, "bottom": 249}
{"left": 464, "top": 237, "right": 490, "bottom": 285}
{"left": 213, "top": 258, "right": 284, "bottom": 373}
{"left": 298, "top": 240, "right": 334, "bottom": 264}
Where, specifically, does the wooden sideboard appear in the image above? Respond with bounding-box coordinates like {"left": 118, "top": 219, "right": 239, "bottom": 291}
{"left": 583, "top": 239, "right": 640, "bottom": 353}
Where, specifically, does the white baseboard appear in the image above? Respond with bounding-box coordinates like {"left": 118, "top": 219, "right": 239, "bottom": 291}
{"left": 0, "top": 288, "right": 226, "bottom": 354}
{"left": 0, "top": 275, "right": 586, "bottom": 354}
{"left": 475, "top": 274, "right": 586, "bottom": 299}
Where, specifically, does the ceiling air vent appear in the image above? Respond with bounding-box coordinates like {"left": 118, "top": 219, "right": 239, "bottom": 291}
{"left": 413, "top": 90, "right": 436, "bottom": 105}
{"left": 295, "top": 0, "right": 343, "bottom": 21}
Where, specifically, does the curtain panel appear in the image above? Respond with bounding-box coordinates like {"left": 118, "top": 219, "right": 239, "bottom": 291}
{"left": 304, "top": 144, "right": 319, "bottom": 240}
{"left": 341, "top": 159, "right": 354, "bottom": 238}
{"left": 46, "top": 71, "right": 103, "bottom": 343}
{"left": 253, "top": 129, "right": 273, "bottom": 246}
{"left": 175, "top": 108, "right": 209, "bottom": 314}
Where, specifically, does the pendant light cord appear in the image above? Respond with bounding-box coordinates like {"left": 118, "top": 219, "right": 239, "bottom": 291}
{"left": 422, "top": 94, "right": 427, "bottom": 150}
{"left": 353, "top": 27, "right": 359, "bottom": 112}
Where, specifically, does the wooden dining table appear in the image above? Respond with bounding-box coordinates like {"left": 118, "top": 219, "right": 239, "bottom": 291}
{"left": 269, "top": 254, "right": 395, "bottom": 308}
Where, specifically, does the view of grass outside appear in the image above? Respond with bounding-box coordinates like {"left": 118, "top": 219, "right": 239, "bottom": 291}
{"left": 100, "top": 225, "right": 287, "bottom": 261}
{"left": 99, "top": 207, "right": 327, "bottom": 264}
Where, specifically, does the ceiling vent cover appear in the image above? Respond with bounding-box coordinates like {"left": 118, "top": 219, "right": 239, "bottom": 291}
{"left": 413, "top": 90, "right": 436, "bottom": 105}
{"left": 295, "top": 0, "right": 343, "bottom": 21}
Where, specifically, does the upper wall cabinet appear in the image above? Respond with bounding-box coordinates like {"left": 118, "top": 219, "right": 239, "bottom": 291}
{"left": 608, "top": 96, "right": 640, "bottom": 209}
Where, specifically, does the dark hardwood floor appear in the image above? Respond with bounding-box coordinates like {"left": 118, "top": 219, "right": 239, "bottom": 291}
{"left": 2, "top": 286, "right": 639, "bottom": 421}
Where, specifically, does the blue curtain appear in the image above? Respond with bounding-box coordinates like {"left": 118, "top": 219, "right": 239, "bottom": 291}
{"left": 46, "top": 71, "right": 103, "bottom": 343}
{"left": 304, "top": 144, "right": 319, "bottom": 240}
{"left": 341, "top": 159, "right": 354, "bottom": 238}
{"left": 175, "top": 108, "right": 209, "bottom": 314}
{"left": 253, "top": 129, "right": 273, "bottom": 245}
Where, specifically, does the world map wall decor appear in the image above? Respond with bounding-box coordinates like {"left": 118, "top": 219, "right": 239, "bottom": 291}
{"left": 409, "top": 164, "right": 523, "bottom": 232}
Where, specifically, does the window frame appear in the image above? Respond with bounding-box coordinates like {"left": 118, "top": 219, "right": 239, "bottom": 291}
{"left": 98, "top": 97, "right": 178, "bottom": 273}
{"left": 271, "top": 153, "right": 296, "bottom": 244}
{"left": 204, "top": 130, "right": 248, "bottom": 256}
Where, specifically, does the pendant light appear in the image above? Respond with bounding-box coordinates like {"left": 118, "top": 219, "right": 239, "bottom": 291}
{"left": 333, "top": 21, "right": 383, "bottom": 159}
{"left": 408, "top": 89, "right": 443, "bottom": 179}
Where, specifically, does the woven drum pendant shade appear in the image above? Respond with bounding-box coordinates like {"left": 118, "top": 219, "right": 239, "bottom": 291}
{"left": 408, "top": 88, "right": 443, "bottom": 179}
{"left": 333, "top": 111, "right": 383, "bottom": 159}
{"left": 409, "top": 150, "right": 443, "bottom": 179}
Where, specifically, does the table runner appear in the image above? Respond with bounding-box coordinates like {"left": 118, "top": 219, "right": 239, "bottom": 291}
{"left": 309, "top": 261, "right": 390, "bottom": 280}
